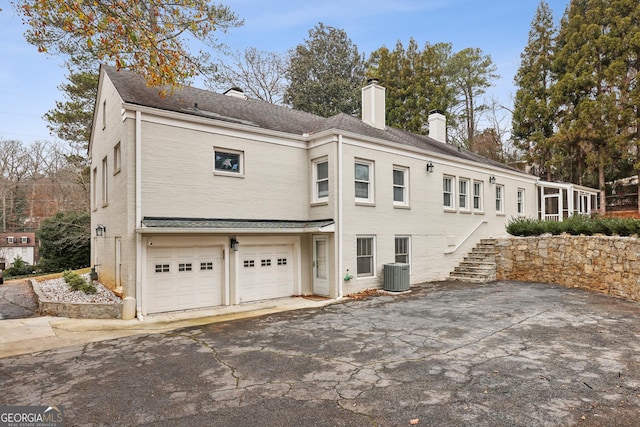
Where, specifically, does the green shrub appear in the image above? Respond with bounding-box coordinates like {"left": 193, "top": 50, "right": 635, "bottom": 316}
{"left": 4, "top": 256, "right": 34, "bottom": 278}
{"left": 63, "top": 270, "right": 97, "bottom": 294}
{"left": 506, "top": 215, "right": 640, "bottom": 237}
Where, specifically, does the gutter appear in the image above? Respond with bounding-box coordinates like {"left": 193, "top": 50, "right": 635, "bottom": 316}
{"left": 135, "top": 110, "right": 144, "bottom": 321}
{"left": 338, "top": 134, "right": 344, "bottom": 299}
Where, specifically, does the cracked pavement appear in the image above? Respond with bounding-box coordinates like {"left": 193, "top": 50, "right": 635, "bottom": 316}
{"left": 1, "top": 280, "right": 640, "bottom": 426}
{"left": 0, "top": 280, "right": 38, "bottom": 320}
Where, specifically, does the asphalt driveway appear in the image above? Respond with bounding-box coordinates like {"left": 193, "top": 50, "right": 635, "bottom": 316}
{"left": 0, "top": 280, "right": 38, "bottom": 319}
{"left": 1, "top": 280, "right": 639, "bottom": 426}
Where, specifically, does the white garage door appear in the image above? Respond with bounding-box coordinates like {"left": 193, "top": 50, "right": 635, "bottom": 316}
{"left": 239, "top": 245, "right": 294, "bottom": 303}
{"left": 146, "top": 246, "right": 223, "bottom": 313}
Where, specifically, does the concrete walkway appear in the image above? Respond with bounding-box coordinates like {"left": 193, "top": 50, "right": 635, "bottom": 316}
{"left": 0, "top": 294, "right": 335, "bottom": 358}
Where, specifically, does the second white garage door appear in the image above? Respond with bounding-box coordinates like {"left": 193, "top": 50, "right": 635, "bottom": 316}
{"left": 239, "top": 244, "right": 294, "bottom": 303}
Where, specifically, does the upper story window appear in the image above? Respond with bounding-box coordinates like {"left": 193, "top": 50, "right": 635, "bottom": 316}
{"left": 214, "top": 149, "right": 243, "bottom": 176}
{"left": 113, "top": 142, "right": 121, "bottom": 175}
{"left": 313, "top": 158, "right": 329, "bottom": 203}
{"left": 102, "top": 99, "right": 107, "bottom": 130}
{"left": 443, "top": 176, "right": 454, "bottom": 209}
{"left": 20, "top": 236, "right": 29, "bottom": 244}
{"left": 6, "top": 236, "right": 16, "bottom": 244}
{"left": 92, "top": 167, "right": 98, "bottom": 210}
{"left": 473, "top": 181, "right": 483, "bottom": 212}
{"left": 496, "top": 184, "right": 505, "bottom": 214}
{"left": 393, "top": 166, "right": 409, "bottom": 207}
{"left": 459, "top": 178, "right": 470, "bottom": 211}
{"left": 101, "top": 156, "right": 108, "bottom": 206}
{"left": 517, "top": 188, "right": 525, "bottom": 215}
{"left": 355, "top": 160, "right": 374, "bottom": 203}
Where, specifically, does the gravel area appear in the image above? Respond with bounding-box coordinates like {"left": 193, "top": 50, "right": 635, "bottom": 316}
{"left": 37, "top": 274, "right": 122, "bottom": 304}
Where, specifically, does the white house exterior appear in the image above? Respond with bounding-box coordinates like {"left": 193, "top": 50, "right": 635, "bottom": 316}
{"left": 90, "top": 66, "right": 593, "bottom": 318}
{"left": 0, "top": 232, "right": 37, "bottom": 270}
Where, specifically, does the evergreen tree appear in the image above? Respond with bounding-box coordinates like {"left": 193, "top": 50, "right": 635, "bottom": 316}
{"left": 44, "top": 64, "right": 98, "bottom": 151}
{"left": 512, "top": 1, "right": 557, "bottom": 180}
{"left": 552, "top": 0, "right": 640, "bottom": 211}
{"left": 285, "top": 23, "right": 365, "bottom": 117}
{"left": 367, "top": 40, "right": 456, "bottom": 135}
{"left": 37, "top": 211, "right": 90, "bottom": 272}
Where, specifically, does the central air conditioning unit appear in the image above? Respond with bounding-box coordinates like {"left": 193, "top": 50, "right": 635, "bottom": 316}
{"left": 383, "top": 263, "right": 410, "bottom": 292}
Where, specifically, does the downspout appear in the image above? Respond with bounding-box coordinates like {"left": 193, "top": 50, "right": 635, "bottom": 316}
{"left": 337, "top": 134, "right": 344, "bottom": 299}
{"left": 135, "top": 110, "right": 144, "bottom": 321}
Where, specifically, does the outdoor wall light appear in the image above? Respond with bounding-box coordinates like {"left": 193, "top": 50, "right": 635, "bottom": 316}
{"left": 95, "top": 224, "right": 106, "bottom": 237}
{"left": 230, "top": 235, "right": 239, "bottom": 252}
{"left": 426, "top": 161, "right": 435, "bottom": 173}
{"left": 489, "top": 175, "right": 496, "bottom": 184}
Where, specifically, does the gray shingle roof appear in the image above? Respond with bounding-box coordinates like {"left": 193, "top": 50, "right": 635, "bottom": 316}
{"left": 142, "top": 217, "right": 334, "bottom": 230}
{"left": 103, "top": 65, "right": 518, "bottom": 172}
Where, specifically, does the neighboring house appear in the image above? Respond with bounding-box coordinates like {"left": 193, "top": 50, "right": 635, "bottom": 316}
{"left": 0, "top": 232, "right": 37, "bottom": 270}
{"left": 90, "top": 66, "right": 598, "bottom": 318}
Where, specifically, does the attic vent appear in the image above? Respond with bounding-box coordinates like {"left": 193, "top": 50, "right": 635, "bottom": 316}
{"left": 224, "top": 87, "right": 248, "bottom": 100}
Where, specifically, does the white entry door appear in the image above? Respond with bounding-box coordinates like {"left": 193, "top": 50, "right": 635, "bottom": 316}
{"left": 313, "top": 236, "right": 329, "bottom": 296}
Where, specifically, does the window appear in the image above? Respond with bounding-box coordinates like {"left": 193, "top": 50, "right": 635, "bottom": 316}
{"left": 496, "top": 185, "right": 504, "bottom": 213}
{"left": 443, "top": 176, "right": 454, "bottom": 209}
{"left": 355, "top": 160, "right": 374, "bottom": 203}
{"left": 155, "top": 264, "right": 170, "bottom": 273}
{"left": 517, "top": 189, "right": 525, "bottom": 215}
{"left": 178, "top": 263, "right": 192, "bottom": 272}
{"left": 214, "top": 149, "right": 242, "bottom": 175}
{"left": 393, "top": 166, "right": 409, "bottom": 206}
{"left": 200, "top": 262, "right": 213, "bottom": 270}
{"left": 277, "top": 258, "right": 287, "bottom": 266}
{"left": 459, "top": 178, "right": 470, "bottom": 211}
{"left": 395, "top": 236, "right": 410, "bottom": 264}
{"left": 102, "top": 99, "right": 107, "bottom": 130}
{"left": 101, "top": 157, "right": 108, "bottom": 206}
{"left": 113, "top": 142, "right": 121, "bottom": 174}
{"left": 261, "top": 259, "right": 272, "bottom": 267}
{"left": 92, "top": 167, "right": 98, "bottom": 210}
{"left": 313, "top": 158, "right": 329, "bottom": 202}
{"left": 473, "top": 181, "right": 483, "bottom": 212}
{"left": 243, "top": 260, "right": 255, "bottom": 268}
{"left": 356, "top": 236, "right": 375, "bottom": 277}
{"left": 7, "top": 237, "right": 15, "bottom": 244}
{"left": 20, "top": 236, "right": 29, "bottom": 244}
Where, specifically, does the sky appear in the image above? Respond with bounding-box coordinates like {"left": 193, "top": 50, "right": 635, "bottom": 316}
{"left": 0, "top": 0, "right": 570, "bottom": 146}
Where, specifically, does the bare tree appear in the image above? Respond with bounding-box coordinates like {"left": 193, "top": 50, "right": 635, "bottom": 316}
{"left": 208, "top": 47, "right": 287, "bottom": 104}
{"left": 0, "top": 139, "right": 89, "bottom": 231}
{"left": 0, "top": 139, "right": 27, "bottom": 231}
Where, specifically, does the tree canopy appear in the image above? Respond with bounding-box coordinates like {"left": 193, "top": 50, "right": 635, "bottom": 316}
{"left": 512, "top": 1, "right": 557, "bottom": 180}
{"left": 367, "top": 39, "right": 456, "bottom": 135}
{"left": 285, "top": 22, "right": 366, "bottom": 117}
{"left": 208, "top": 47, "right": 287, "bottom": 104}
{"left": 15, "top": 0, "right": 243, "bottom": 90}
{"left": 37, "top": 211, "right": 90, "bottom": 271}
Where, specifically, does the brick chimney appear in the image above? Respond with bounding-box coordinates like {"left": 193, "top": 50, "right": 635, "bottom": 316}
{"left": 428, "top": 110, "right": 446, "bottom": 143}
{"left": 362, "top": 79, "right": 386, "bottom": 130}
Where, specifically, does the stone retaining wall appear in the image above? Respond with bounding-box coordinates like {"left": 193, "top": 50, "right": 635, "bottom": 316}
{"left": 31, "top": 280, "right": 122, "bottom": 319}
{"left": 496, "top": 235, "right": 640, "bottom": 302}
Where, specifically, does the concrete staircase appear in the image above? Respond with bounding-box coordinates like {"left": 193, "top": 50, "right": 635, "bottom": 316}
{"left": 449, "top": 238, "right": 497, "bottom": 283}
